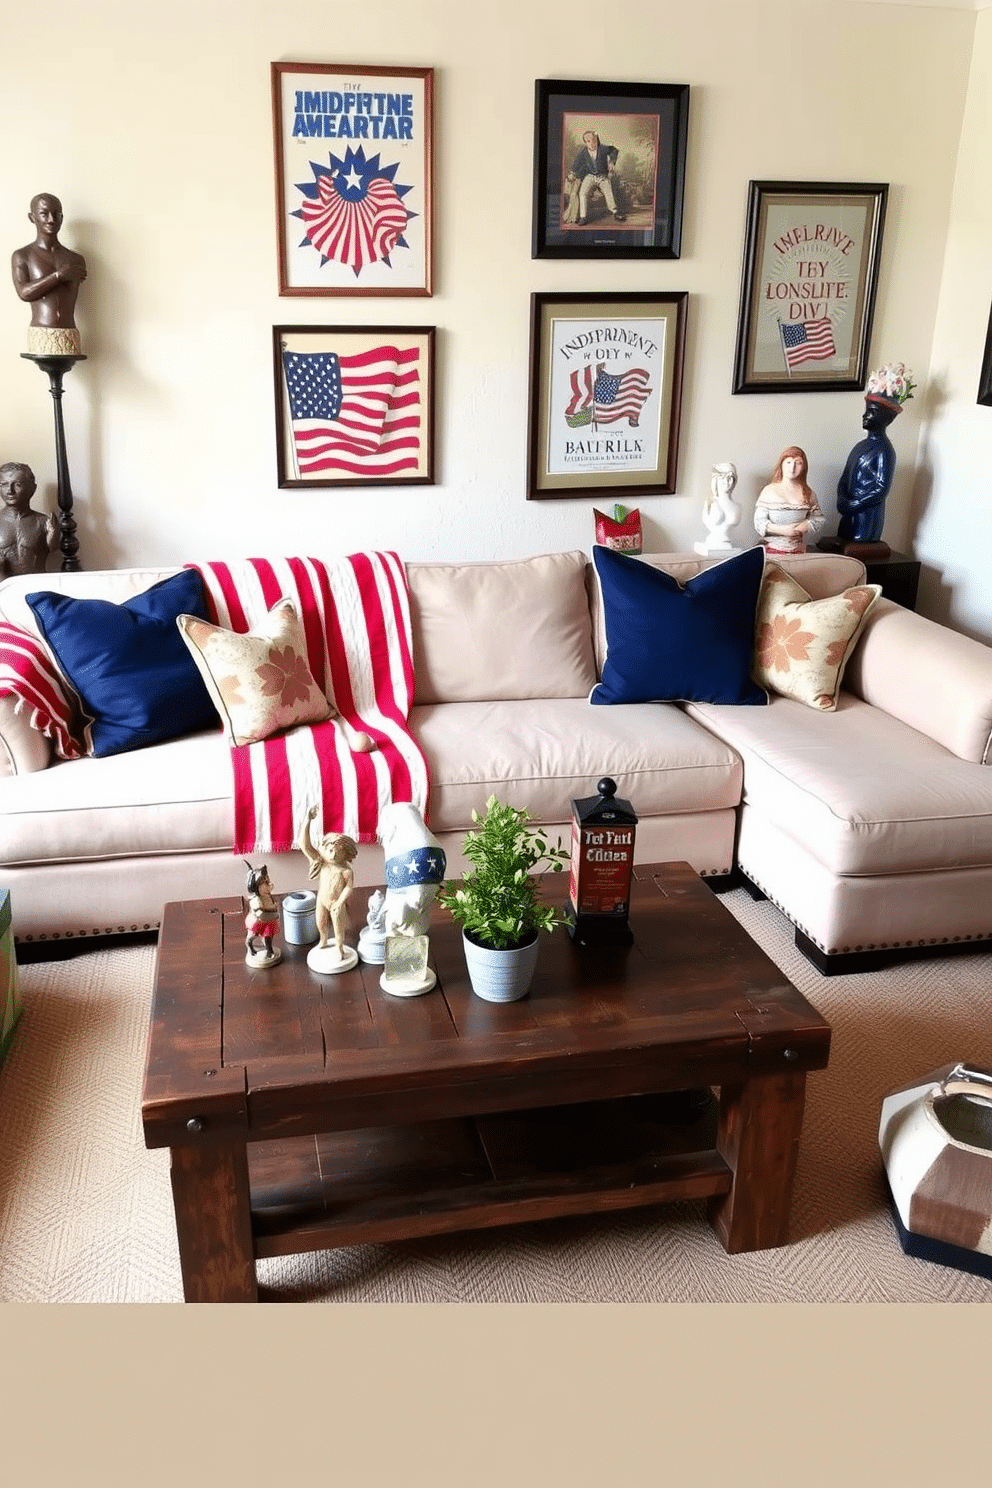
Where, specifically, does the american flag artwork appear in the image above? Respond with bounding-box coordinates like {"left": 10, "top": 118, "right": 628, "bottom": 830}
{"left": 779, "top": 317, "right": 836, "bottom": 370}
{"left": 281, "top": 345, "right": 422, "bottom": 479}
{"left": 565, "top": 364, "right": 652, "bottom": 429}
{"left": 293, "top": 146, "right": 414, "bottom": 278}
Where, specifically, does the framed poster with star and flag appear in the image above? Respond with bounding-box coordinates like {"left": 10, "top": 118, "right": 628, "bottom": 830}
{"left": 272, "top": 62, "right": 434, "bottom": 296}
{"left": 733, "top": 181, "right": 888, "bottom": 394}
{"left": 274, "top": 325, "right": 435, "bottom": 487}
{"left": 527, "top": 292, "right": 687, "bottom": 500}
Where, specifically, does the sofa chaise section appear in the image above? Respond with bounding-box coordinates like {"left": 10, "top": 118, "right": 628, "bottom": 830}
{"left": 687, "top": 594, "right": 992, "bottom": 971}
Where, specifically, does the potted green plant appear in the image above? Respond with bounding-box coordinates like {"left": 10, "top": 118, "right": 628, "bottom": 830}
{"left": 436, "top": 795, "right": 569, "bottom": 1002}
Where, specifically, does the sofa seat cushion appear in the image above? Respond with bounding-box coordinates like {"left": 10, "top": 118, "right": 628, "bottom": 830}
{"left": 686, "top": 693, "right": 992, "bottom": 877}
{"left": 0, "top": 729, "right": 233, "bottom": 869}
{"left": 412, "top": 697, "right": 742, "bottom": 833}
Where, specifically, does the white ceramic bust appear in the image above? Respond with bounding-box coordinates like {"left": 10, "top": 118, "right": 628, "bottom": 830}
{"left": 694, "top": 461, "right": 742, "bottom": 556}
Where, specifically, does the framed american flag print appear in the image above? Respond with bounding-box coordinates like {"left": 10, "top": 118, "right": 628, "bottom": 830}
{"left": 733, "top": 180, "right": 888, "bottom": 394}
{"left": 273, "top": 325, "right": 436, "bottom": 487}
{"left": 526, "top": 292, "right": 687, "bottom": 500}
{"left": 271, "top": 62, "right": 434, "bottom": 296}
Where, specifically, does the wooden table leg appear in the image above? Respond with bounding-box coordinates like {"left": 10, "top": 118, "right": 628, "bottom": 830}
{"left": 170, "top": 1140, "right": 257, "bottom": 1302}
{"left": 707, "top": 1070, "right": 808, "bottom": 1253}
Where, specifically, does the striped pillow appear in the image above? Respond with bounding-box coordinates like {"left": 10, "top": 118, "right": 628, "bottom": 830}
{"left": 0, "top": 620, "right": 85, "bottom": 760}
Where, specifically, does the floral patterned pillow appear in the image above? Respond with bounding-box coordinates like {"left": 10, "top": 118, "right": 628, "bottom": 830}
{"left": 752, "top": 564, "right": 881, "bottom": 711}
{"left": 177, "top": 599, "right": 331, "bottom": 746}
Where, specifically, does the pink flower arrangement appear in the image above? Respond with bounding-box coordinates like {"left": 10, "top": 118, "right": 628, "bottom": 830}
{"left": 866, "top": 361, "right": 916, "bottom": 405}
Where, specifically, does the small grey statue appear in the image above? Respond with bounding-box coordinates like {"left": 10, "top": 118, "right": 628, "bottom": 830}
{"left": 0, "top": 463, "right": 58, "bottom": 578}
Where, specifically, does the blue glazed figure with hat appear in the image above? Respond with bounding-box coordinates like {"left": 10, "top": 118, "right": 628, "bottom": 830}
{"left": 837, "top": 362, "right": 916, "bottom": 550}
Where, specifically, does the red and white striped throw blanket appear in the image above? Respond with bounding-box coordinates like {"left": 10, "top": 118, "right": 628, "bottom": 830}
{"left": 189, "top": 553, "right": 429, "bottom": 856}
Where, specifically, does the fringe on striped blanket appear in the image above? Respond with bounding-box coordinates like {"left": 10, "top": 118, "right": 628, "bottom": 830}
{"left": 189, "top": 553, "right": 430, "bottom": 856}
{"left": 0, "top": 618, "right": 85, "bottom": 762}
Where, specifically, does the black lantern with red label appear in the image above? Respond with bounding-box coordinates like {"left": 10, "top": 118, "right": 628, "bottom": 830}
{"left": 567, "top": 777, "right": 637, "bottom": 945}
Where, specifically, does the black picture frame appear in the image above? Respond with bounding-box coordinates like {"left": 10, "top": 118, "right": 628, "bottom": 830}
{"left": 733, "top": 180, "right": 888, "bottom": 394}
{"left": 526, "top": 291, "right": 687, "bottom": 501}
{"left": 273, "top": 324, "right": 435, "bottom": 488}
{"left": 978, "top": 303, "right": 992, "bottom": 406}
{"left": 532, "top": 79, "right": 689, "bottom": 260}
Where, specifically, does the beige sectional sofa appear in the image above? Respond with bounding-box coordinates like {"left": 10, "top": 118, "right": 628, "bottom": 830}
{"left": 2, "top": 548, "right": 991, "bottom": 974}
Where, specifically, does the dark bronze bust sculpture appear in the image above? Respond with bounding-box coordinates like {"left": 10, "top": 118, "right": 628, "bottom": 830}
{"left": 11, "top": 193, "right": 87, "bottom": 355}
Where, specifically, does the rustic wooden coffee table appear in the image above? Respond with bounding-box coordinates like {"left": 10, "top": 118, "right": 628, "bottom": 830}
{"left": 142, "top": 862, "right": 830, "bottom": 1302}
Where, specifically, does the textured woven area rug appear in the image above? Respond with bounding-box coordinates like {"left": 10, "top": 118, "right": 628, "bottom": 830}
{"left": 2, "top": 889, "right": 991, "bottom": 1304}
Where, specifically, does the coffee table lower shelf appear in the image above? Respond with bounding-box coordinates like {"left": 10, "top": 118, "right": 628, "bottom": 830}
{"left": 247, "top": 1092, "right": 732, "bottom": 1260}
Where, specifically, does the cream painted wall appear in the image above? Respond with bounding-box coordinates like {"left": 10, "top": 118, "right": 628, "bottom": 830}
{"left": 913, "top": 8, "right": 992, "bottom": 639}
{"left": 0, "top": 0, "right": 977, "bottom": 590}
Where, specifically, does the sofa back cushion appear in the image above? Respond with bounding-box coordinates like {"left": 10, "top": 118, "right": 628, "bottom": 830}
{"left": 591, "top": 544, "right": 768, "bottom": 706}
{"left": 408, "top": 551, "right": 596, "bottom": 703}
{"left": 26, "top": 569, "right": 220, "bottom": 758}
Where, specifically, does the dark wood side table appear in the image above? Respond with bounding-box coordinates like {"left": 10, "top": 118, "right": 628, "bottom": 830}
{"left": 862, "top": 549, "right": 921, "bottom": 611}
{"left": 816, "top": 538, "right": 921, "bottom": 610}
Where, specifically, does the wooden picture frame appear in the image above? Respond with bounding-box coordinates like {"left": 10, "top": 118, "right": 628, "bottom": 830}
{"left": 273, "top": 324, "right": 435, "bottom": 488}
{"left": 532, "top": 79, "right": 689, "bottom": 260}
{"left": 526, "top": 292, "right": 687, "bottom": 501}
{"left": 733, "top": 180, "right": 888, "bottom": 394}
{"left": 978, "top": 302, "right": 992, "bottom": 406}
{"left": 271, "top": 61, "right": 433, "bottom": 296}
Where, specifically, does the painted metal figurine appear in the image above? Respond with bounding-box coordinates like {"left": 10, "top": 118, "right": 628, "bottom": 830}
{"left": 244, "top": 861, "right": 282, "bottom": 969}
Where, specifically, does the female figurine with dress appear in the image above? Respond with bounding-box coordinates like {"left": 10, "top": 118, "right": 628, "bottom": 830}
{"left": 753, "top": 446, "right": 825, "bottom": 555}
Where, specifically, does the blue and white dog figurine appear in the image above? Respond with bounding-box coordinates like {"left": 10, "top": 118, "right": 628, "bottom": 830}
{"left": 378, "top": 802, "right": 447, "bottom": 939}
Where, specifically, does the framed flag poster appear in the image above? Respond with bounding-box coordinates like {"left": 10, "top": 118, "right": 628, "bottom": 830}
{"left": 273, "top": 325, "right": 435, "bottom": 487}
{"left": 733, "top": 181, "right": 888, "bottom": 394}
{"left": 526, "top": 292, "right": 687, "bottom": 500}
{"left": 271, "top": 61, "right": 434, "bottom": 296}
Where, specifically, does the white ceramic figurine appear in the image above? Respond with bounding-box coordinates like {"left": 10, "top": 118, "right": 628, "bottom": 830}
{"left": 377, "top": 802, "right": 447, "bottom": 996}
{"left": 694, "top": 461, "right": 742, "bottom": 556}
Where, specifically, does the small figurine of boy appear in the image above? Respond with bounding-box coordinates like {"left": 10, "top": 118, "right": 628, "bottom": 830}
{"left": 244, "top": 861, "right": 282, "bottom": 969}
{"left": 299, "top": 806, "right": 360, "bottom": 974}
{"left": 0, "top": 463, "right": 58, "bottom": 578}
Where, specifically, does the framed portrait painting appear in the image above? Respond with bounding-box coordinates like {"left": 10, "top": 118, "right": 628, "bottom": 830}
{"left": 273, "top": 325, "right": 435, "bottom": 488}
{"left": 526, "top": 292, "right": 687, "bottom": 501}
{"left": 532, "top": 79, "right": 689, "bottom": 259}
{"left": 271, "top": 61, "right": 434, "bottom": 296}
{"left": 733, "top": 180, "right": 888, "bottom": 393}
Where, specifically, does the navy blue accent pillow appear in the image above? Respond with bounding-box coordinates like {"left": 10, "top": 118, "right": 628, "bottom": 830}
{"left": 591, "top": 545, "right": 768, "bottom": 707}
{"left": 26, "top": 569, "right": 220, "bottom": 757}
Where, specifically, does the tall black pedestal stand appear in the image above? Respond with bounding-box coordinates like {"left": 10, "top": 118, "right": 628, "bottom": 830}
{"left": 20, "top": 352, "right": 86, "bottom": 572}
